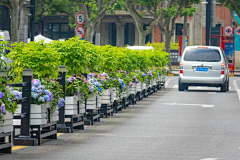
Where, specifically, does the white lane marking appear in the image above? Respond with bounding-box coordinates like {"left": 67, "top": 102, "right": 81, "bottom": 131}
{"left": 173, "top": 85, "right": 178, "bottom": 88}
{"left": 202, "top": 105, "right": 214, "bottom": 108}
{"left": 200, "top": 158, "right": 219, "bottom": 160}
{"left": 165, "top": 79, "right": 171, "bottom": 88}
{"left": 161, "top": 103, "right": 214, "bottom": 107}
{"left": 208, "top": 92, "right": 216, "bottom": 94}
{"left": 233, "top": 79, "right": 240, "bottom": 100}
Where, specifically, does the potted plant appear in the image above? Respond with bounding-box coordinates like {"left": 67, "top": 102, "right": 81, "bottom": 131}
{"left": 0, "top": 77, "right": 18, "bottom": 133}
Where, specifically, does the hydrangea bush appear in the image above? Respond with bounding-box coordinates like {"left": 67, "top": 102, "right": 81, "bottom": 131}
{"left": 0, "top": 77, "right": 17, "bottom": 121}
{"left": 31, "top": 79, "right": 53, "bottom": 105}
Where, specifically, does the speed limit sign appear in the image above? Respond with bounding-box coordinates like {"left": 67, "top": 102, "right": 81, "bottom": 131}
{"left": 75, "top": 26, "right": 85, "bottom": 38}
{"left": 75, "top": 12, "right": 85, "bottom": 25}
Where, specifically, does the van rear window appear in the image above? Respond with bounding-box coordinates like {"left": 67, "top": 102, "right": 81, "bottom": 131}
{"left": 184, "top": 48, "right": 221, "bottom": 62}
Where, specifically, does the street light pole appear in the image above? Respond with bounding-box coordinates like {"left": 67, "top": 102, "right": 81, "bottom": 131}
{"left": 205, "top": 0, "right": 211, "bottom": 46}
{"left": 29, "top": 0, "right": 35, "bottom": 41}
{"left": 95, "top": 0, "right": 101, "bottom": 45}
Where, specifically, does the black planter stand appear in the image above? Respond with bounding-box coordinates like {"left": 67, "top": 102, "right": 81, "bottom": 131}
{"left": 0, "top": 132, "right": 11, "bottom": 154}
{"left": 85, "top": 108, "right": 100, "bottom": 125}
{"left": 100, "top": 103, "right": 113, "bottom": 118}
{"left": 113, "top": 100, "right": 122, "bottom": 113}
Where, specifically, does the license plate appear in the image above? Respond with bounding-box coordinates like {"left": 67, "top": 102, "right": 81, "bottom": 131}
{"left": 196, "top": 67, "right": 208, "bottom": 72}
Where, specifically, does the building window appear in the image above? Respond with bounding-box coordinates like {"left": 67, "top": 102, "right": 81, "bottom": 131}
{"left": 60, "top": 24, "right": 69, "bottom": 32}
{"left": 52, "top": 24, "right": 59, "bottom": 32}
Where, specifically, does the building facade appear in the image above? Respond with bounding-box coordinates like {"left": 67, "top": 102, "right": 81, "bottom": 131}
{"left": 0, "top": 2, "right": 232, "bottom": 46}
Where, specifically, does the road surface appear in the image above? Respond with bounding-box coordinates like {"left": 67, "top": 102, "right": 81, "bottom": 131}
{"left": 2, "top": 76, "right": 240, "bottom": 160}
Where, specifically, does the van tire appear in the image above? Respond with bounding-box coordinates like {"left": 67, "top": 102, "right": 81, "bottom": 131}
{"left": 220, "top": 82, "right": 227, "bottom": 92}
{"left": 178, "top": 84, "right": 185, "bottom": 91}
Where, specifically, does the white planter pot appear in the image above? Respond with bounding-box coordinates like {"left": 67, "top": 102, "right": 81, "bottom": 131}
{"left": 122, "top": 92, "right": 127, "bottom": 98}
{"left": 42, "top": 102, "right": 51, "bottom": 109}
{"left": 30, "top": 104, "right": 47, "bottom": 125}
{"left": 101, "top": 89, "right": 111, "bottom": 104}
{"left": 86, "top": 94, "right": 97, "bottom": 109}
{"left": 129, "top": 83, "right": 137, "bottom": 94}
{"left": 0, "top": 112, "right": 13, "bottom": 133}
{"left": 50, "top": 107, "right": 59, "bottom": 123}
{"left": 136, "top": 82, "right": 142, "bottom": 92}
{"left": 143, "top": 83, "right": 147, "bottom": 90}
{"left": 65, "top": 96, "right": 79, "bottom": 115}
{"left": 97, "top": 95, "right": 101, "bottom": 107}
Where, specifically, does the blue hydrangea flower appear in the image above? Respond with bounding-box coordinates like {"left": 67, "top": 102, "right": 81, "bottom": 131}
{"left": 38, "top": 97, "right": 45, "bottom": 102}
{"left": 49, "top": 92, "right": 53, "bottom": 101}
{"left": 58, "top": 98, "right": 65, "bottom": 108}
{"left": 0, "top": 102, "right": 6, "bottom": 114}
{"left": 43, "top": 95, "right": 50, "bottom": 102}
{"left": 67, "top": 76, "right": 77, "bottom": 83}
{"left": 148, "top": 71, "right": 152, "bottom": 76}
{"left": 121, "top": 82, "right": 125, "bottom": 90}
{"left": 32, "top": 79, "right": 41, "bottom": 87}
{"left": 44, "top": 90, "right": 50, "bottom": 95}
{"left": 37, "top": 85, "right": 45, "bottom": 93}
{"left": 146, "top": 79, "right": 148, "bottom": 82}
{"left": 32, "top": 93, "right": 38, "bottom": 99}
{"left": 31, "top": 86, "right": 37, "bottom": 93}
{"left": 142, "top": 73, "right": 147, "bottom": 77}
{"left": 0, "top": 92, "right": 5, "bottom": 99}
{"left": 98, "top": 86, "right": 102, "bottom": 92}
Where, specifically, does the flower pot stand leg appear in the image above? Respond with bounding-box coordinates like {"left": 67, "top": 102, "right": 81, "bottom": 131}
{"left": 0, "top": 132, "right": 12, "bottom": 154}
{"left": 85, "top": 108, "right": 100, "bottom": 125}
{"left": 65, "top": 114, "right": 85, "bottom": 133}
{"left": 100, "top": 103, "right": 113, "bottom": 118}
{"left": 117, "top": 101, "right": 122, "bottom": 112}
{"left": 30, "top": 122, "right": 58, "bottom": 145}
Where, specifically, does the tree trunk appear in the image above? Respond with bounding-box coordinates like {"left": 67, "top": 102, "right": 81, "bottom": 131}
{"left": 85, "top": 24, "right": 95, "bottom": 42}
{"left": 138, "top": 31, "right": 146, "bottom": 45}
{"left": 10, "top": 6, "right": 20, "bottom": 42}
{"left": 164, "top": 32, "right": 172, "bottom": 70}
{"left": 181, "top": 15, "right": 188, "bottom": 53}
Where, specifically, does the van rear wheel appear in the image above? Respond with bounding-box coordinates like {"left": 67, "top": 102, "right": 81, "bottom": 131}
{"left": 220, "top": 82, "right": 227, "bottom": 92}
{"left": 178, "top": 84, "right": 185, "bottom": 91}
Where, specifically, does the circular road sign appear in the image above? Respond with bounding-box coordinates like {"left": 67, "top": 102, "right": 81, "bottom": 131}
{"left": 236, "top": 27, "right": 240, "bottom": 36}
{"left": 75, "top": 26, "right": 85, "bottom": 38}
{"left": 225, "top": 26, "right": 232, "bottom": 35}
{"left": 75, "top": 12, "right": 85, "bottom": 25}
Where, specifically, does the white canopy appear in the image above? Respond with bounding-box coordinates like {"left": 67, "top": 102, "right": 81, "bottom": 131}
{"left": 27, "top": 34, "right": 53, "bottom": 43}
{"left": 126, "top": 46, "right": 153, "bottom": 50}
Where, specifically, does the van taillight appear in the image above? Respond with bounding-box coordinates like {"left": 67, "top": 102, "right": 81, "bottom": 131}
{"left": 221, "top": 70, "right": 225, "bottom": 74}
{"left": 180, "top": 70, "right": 183, "bottom": 74}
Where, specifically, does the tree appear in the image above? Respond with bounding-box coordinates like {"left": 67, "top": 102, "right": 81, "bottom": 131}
{"left": 0, "top": 0, "right": 25, "bottom": 42}
{"left": 141, "top": 0, "right": 200, "bottom": 68}
{"left": 218, "top": 0, "right": 240, "bottom": 27}
{"left": 40, "top": 0, "right": 122, "bottom": 42}
{"left": 125, "top": 0, "right": 164, "bottom": 45}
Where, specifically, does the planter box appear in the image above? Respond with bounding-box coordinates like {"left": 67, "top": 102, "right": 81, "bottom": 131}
{"left": 86, "top": 94, "right": 97, "bottom": 109}
{"left": 65, "top": 96, "right": 78, "bottom": 115}
{"left": 129, "top": 83, "right": 137, "bottom": 94}
{"left": 0, "top": 112, "right": 13, "bottom": 133}
{"left": 42, "top": 102, "right": 51, "bottom": 109}
{"left": 143, "top": 83, "right": 147, "bottom": 90}
{"left": 97, "top": 95, "right": 101, "bottom": 108}
{"left": 50, "top": 107, "right": 59, "bottom": 123}
{"left": 101, "top": 89, "right": 113, "bottom": 104}
{"left": 136, "top": 82, "right": 143, "bottom": 92}
{"left": 30, "top": 104, "right": 47, "bottom": 125}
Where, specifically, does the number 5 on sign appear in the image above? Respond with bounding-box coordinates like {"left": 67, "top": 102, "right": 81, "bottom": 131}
{"left": 75, "top": 12, "right": 85, "bottom": 25}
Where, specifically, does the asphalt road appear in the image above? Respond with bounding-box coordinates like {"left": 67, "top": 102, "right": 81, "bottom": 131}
{"left": 2, "top": 76, "right": 240, "bottom": 160}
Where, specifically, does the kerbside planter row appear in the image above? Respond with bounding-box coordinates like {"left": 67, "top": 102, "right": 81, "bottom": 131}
{"left": 0, "top": 112, "right": 13, "bottom": 133}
